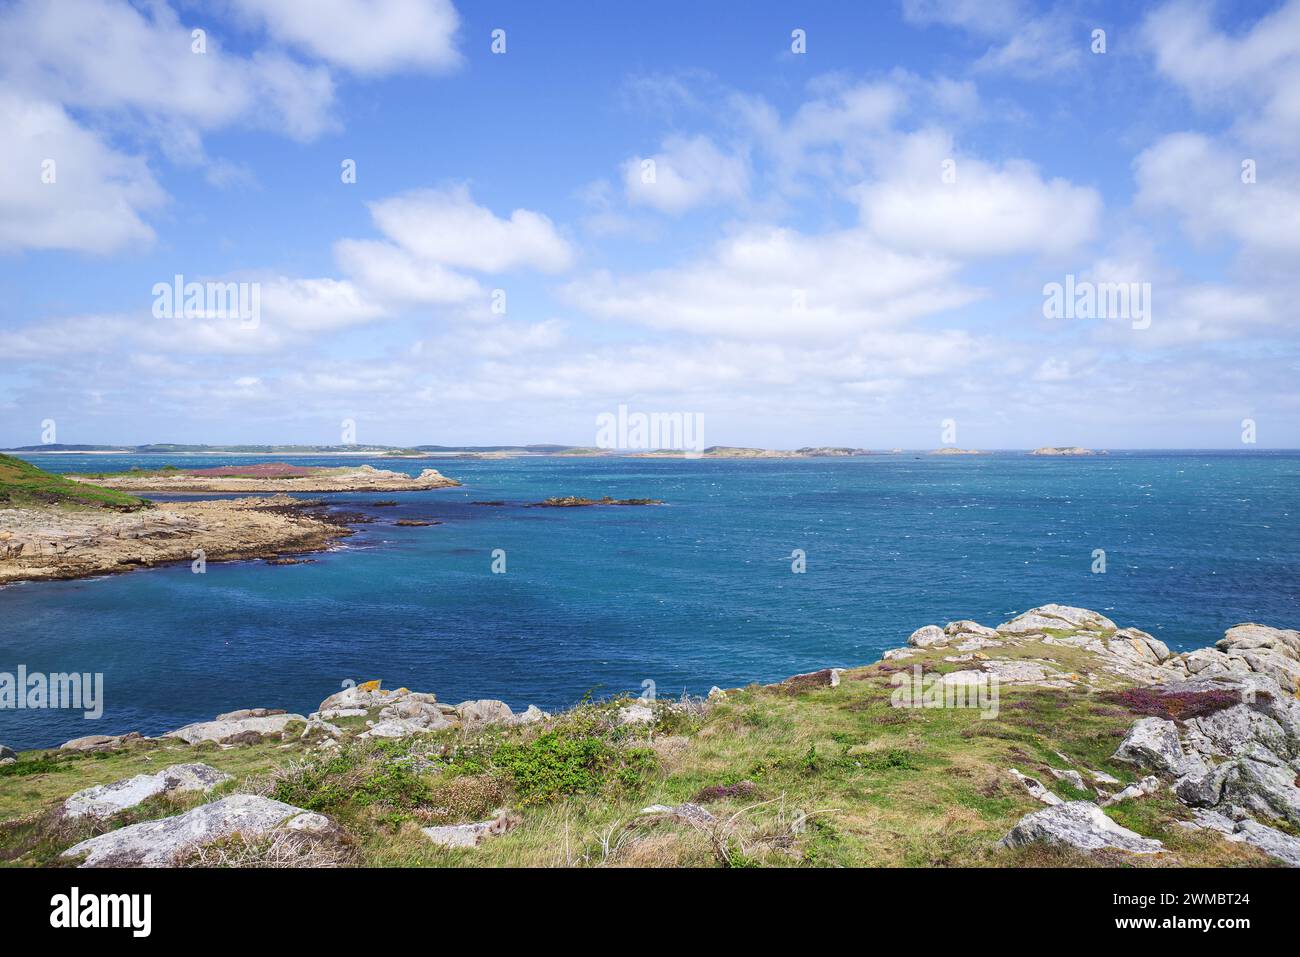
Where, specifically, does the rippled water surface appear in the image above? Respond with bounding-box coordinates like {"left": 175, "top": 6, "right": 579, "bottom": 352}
{"left": 2, "top": 451, "right": 1296, "bottom": 749}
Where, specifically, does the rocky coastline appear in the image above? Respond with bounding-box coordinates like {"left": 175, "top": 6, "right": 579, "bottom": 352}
{"left": 0, "top": 495, "right": 358, "bottom": 585}
{"left": 3, "top": 604, "right": 1298, "bottom": 869}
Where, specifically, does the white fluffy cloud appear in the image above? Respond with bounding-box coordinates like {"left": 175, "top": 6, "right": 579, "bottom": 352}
{"left": 0, "top": 91, "right": 165, "bottom": 254}
{"left": 622, "top": 135, "right": 750, "bottom": 213}
{"left": 1135, "top": 133, "right": 1300, "bottom": 255}
{"left": 901, "top": 0, "right": 1081, "bottom": 75}
{"left": 0, "top": 0, "right": 337, "bottom": 140}
{"left": 230, "top": 0, "right": 462, "bottom": 74}
{"left": 336, "top": 186, "right": 575, "bottom": 306}
{"left": 857, "top": 131, "right": 1102, "bottom": 257}
{"left": 566, "top": 225, "right": 976, "bottom": 340}
{"left": 1143, "top": 0, "right": 1300, "bottom": 146}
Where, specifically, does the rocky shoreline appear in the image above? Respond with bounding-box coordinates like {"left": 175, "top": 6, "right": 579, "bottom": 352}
{"left": 0, "top": 495, "right": 358, "bottom": 585}
{"left": 3, "top": 604, "right": 1298, "bottom": 869}
{"left": 68, "top": 463, "right": 459, "bottom": 494}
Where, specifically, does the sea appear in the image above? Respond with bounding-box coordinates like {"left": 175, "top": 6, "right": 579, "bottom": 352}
{"left": 1, "top": 450, "right": 1296, "bottom": 750}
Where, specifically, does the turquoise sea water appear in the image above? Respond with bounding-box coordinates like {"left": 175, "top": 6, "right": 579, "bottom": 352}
{"left": 1, "top": 451, "right": 1297, "bottom": 750}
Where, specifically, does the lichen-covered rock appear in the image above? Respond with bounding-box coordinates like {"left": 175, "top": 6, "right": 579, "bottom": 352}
{"left": 944, "top": 620, "right": 999, "bottom": 638}
{"left": 999, "top": 801, "right": 1164, "bottom": 854}
{"left": 60, "top": 794, "right": 319, "bottom": 867}
{"left": 997, "top": 604, "right": 1117, "bottom": 635}
{"left": 1228, "top": 818, "right": 1300, "bottom": 867}
{"left": 422, "top": 811, "right": 518, "bottom": 848}
{"left": 62, "top": 764, "right": 230, "bottom": 820}
{"left": 1113, "top": 717, "right": 1204, "bottom": 777}
{"left": 455, "top": 699, "right": 516, "bottom": 727}
{"left": 1102, "top": 775, "right": 1163, "bottom": 807}
{"left": 1008, "top": 768, "right": 1062, "bottom": 805}
{"left": 59, "top": 732, "right": 142, "bottom": 753}
{"left": 164, "top": 713, "right": 306, "bottom": 745}
{"left": 907, "top": 625, "right": 947, "bottom": 648}
{"left": 360, "top": 715, "right": 454, "bottom": 738}
{"left": 214, "top": 708, "right": 286, "bottom": 721}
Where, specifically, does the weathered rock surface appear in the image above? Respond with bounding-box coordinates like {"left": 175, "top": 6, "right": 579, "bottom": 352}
{"left": 456, "top": 699, "right": 516, "bottom": 727}
{"left": 59, "top": 732, "right": 142, "bottom": 753}
{"left": 60, "top": 794, "right": 322, "bottom": 867}
{"left": 1008, "top": 769, "right": 1062, "bottom": 805}
{"left": 422, "top": 811, "right": 518, "bottom": 848}
{"left": 998, "top": 603, "right": 1118, "bottom": 635}
{"left": 61, "top": 764, "right": 230, "bottom": 820}
{"left": 0, "top": 496, "right": 355, "bottom": 585}
{"left": 1113, "top": 717, "right": 1206, "bottom": 777}
{"left": 907, "top": 625, "right": 948, "bottom": 648}
{"left": 999, "top": 801, "right": 1164, "bottom": 854}
{"left": 165, "top": 713, "right": 305, "bottom": 745}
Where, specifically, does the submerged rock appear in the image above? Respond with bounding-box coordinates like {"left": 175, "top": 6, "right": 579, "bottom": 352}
{"left": 60, "top": 794, "right": 322, "bottom": 867}
{"left": 61, "top": 764, "right": 230, "bottom": 820}
{"left": 1000, "top": 801, "right": 1164, "bottom": 855}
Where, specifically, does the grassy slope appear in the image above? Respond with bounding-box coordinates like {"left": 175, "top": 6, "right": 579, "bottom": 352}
{"left": 0, "top": 636, "right": 1279, "bottom": 868}
{"left": 0, "top": 454, "right": 150, "bottom": 510}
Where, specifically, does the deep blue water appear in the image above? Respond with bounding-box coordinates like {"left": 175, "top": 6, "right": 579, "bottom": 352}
{"left": 2, "top": 451, "right": 1297, "bottom": 750}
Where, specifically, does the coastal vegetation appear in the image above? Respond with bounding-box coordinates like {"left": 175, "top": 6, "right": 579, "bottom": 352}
{"left": 3, "top": 608, "right": 1295, "bottom": 869}
{"left": 0, "top": 454, "right": 149, "bottom": 511}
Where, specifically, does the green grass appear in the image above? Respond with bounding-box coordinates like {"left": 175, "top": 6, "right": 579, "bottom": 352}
{"left": 0, "top": 642, "right": 1283, "bottom": 868}
{"left": 0, "top": 453, "right": 150, "bottom": 511}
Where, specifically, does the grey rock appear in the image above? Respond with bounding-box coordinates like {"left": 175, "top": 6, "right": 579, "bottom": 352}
{"left": 907, "top": 625, "right": 948, "bottom": 648}
{"left": 1102, "top": 775, "right": 1163, "bottom": 806}
{"left": 1008, "top": 768, "right": 1062, "bottom": 805}
{"left": 360, "top": 715, "right": 453, "bottom": 739}
{"left": 455, "top": 699, "right": 516, "bottom": 727}
{"left": 60, "top": 794, "right": 315, "bottom": 867}
{"left": 1221, "top": 753, "right": 1300, "bottom": 826}
{"left": 164, "top": 713, "right": 306, "bottom": 745}
{"left": 999, "top": 801, "right": 1164, "bottom": 855}
{"left": 512, "top": 704, "right": 548, "bottom": 725}
{"left": 422, "top": 811, "right": 517, "bottom": 849}
{"left": 1113, "top": 717, "right": 1204, "bottom": 777}
{"left": 214, "top": 708, "right": 286, "bottom": 721}
{"left": 944, "top": 620, "right": 999, "bottom": 638}
{"left": 59, "top": 732, "right": 141, "bottom": 753}
{"left": 997, "top": 604, "right": 1117, "bottom": 635}
{"left": 1047, "top": 767, "right": 1087, "bottom": 791}
{"left": 0, "top": 745, "right": 15, "bottom": 761}
{"left": 62, "top": 763, "right": 230, "bottom": 820}
{"left": 1228, "top": 818, "right": 1300, "bottom": 867}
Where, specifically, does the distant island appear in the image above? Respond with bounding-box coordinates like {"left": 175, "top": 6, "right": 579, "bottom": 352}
{"left": 929, "top": 448, "right": 983, "bottom": 455}
{"left": 67, "top": 462, "right": 459, "bottom": 494}
{"left": 1031, "top": 447, "right": 1097, "bottom": 456}
{"left": 0, "top": 455, "right": 456, "bottom": 585}
{"left": 635, "top": 446, "right": 874, "bottom": 459}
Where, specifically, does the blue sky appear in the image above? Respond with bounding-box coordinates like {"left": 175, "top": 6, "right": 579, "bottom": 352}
{"left": 1, "top": 0, "right": 1297, "bottom": 449}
